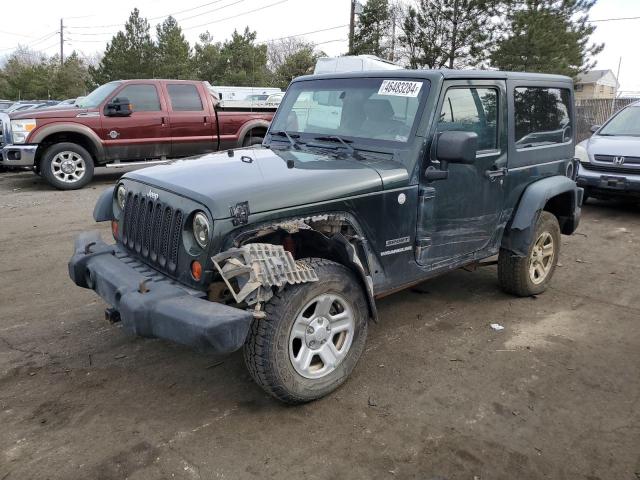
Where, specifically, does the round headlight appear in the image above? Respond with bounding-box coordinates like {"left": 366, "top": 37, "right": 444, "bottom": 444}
{"left": 116, "top": 184, "right": 127, "bottom": 210}
{"left": 193, "top": 212, "right": 210, "bottom": 249}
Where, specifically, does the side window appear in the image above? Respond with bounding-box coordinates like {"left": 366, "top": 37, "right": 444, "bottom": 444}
{"left": 437, "top": 87, "right": 498, "bottom": 151}
{"left": 167, "top": 84, "right": 204, "bottom": 111}
{"left": 117, "top": 84, "right": 161, "bottom": 112}
{"left": 514, "top": 87, "right": 572, "bottom": 148}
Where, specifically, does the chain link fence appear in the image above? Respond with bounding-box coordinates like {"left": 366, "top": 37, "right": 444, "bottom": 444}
{"left": 575, "top": 98, "right": 637, "bottom": 142}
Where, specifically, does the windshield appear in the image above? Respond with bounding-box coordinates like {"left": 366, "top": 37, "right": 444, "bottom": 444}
{"left": 270, "top": 77, "right": 429, "bottom": 146}
{"left": 76, "top": 81, "right": 122, "bottom": 109}
{"left": 599, "top": 106, "right": 640, "bottom": 136}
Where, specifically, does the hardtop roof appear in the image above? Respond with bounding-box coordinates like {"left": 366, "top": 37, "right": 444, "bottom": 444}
{"left": 294, "top": 69, "right": 573, "bottom": 85}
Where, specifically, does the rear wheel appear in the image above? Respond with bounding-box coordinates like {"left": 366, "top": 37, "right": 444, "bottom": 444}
{"left": 41, "top": 142, "right": 94, "bottom": 190}
{"left": 498, "top": 211, "right": 560, "bottom": 296}
{"left": 242, "top": 135, "right": 264, "bottom": 147}
{"left": 244, "top": 258, "right": 368, "bottom": 404}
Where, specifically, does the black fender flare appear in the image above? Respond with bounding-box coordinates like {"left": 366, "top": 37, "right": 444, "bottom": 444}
{"left": 501, "top": 176, "right": 583, "bottom": 256}
{"left": 93, "top": 186, "right": 116, "bottom": 222}
{"left": 237, "top": 119, "right": 270, "bottom": 146}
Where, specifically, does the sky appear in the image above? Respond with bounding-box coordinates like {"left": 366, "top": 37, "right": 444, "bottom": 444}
{"left": 1, "top": 0, "right": 639, "bottom": 93}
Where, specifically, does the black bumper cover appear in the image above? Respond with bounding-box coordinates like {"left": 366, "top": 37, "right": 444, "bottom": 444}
{"left": 68, "top": 232, "right": 253, "bottom": 354}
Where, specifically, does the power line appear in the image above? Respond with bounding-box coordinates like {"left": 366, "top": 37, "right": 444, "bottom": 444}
{"left": 0, "top": 31, "right": 59, "bottom": 52}
{"left": 66, "top": 0, "right": 245, "bottom": 36}
{"left": 588, "top": 16, "right": 640, "bottom": 22}
{"left": 66, "top": 0, "right": 233, "bottom": 29}
{"left": 265, "top": 25, "right": 348, "bottom": 43}
{"left": 181, "top": 0, "right": 289, "bottom": 32}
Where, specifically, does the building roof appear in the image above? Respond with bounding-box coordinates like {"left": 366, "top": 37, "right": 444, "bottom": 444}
{"left": 576, "top": 69, "right": 616, "bottom": 85}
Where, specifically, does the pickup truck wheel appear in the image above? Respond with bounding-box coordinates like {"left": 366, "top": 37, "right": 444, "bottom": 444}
{"left": 41, "top": 143, "right": 94, "bottom": 190}
{"left": 242, "top": 135, "right": 264, "bottom": 147}
{"left": 498, "top": 211, "right": 560, "bottom": 297}
{"left": 244, "top": 258, "right": 368, "bottom": 404}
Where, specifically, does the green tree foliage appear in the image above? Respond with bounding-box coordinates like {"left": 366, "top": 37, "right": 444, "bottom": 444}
{"left": 192, "top": 32, "right": 222, "bottom": 83}
{"left": 155, "top": 16, "right": 193, "bottom": 79}
{"left": 352, "top": 0, "right": 391, "bottom": 57}
{"left": 273, "top": 46, "right": 321, "bottom": 89}
{"left": 217, "top": 28, "right": 270, "bottom": 86}
{"left": 399, "top": 0, "right": 498, "bottom": 69}
{"left": 89, "top": 8, "right": 156, "bottom": 84}
{"left": 0, "top": 47, "right": 90, "bottom": 99}
{"left": 490, "top": 0, "right": 603, "bottom": 77}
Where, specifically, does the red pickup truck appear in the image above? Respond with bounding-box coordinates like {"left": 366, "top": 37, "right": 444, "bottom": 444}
{"left": 0, "top": 79, "right": 275, "bottom": 189}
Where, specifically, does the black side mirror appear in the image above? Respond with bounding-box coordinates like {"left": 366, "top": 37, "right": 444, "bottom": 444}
{"left": 105, "top": 97, "right": 133, "bottom": 117}
{"left": 436, "top": 131, "right": 478, "bottom": 164}
{"left": 590, "top": 125, "right": 600, "bottom": 134}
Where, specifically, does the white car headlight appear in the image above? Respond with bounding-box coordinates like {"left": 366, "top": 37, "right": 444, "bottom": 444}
{"left": 10, "top": 119, "right": 37, "bottom": 144}
{"left": 116, "top": 184, "right": 127, "bottom": 210}
{"left": 193, "top": 212, "right": 210, "bottom": 249}
{"left": 574, "top": 143, "right": 590, "bottom": 164}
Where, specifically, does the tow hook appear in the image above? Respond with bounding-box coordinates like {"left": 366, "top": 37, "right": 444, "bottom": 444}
{"left": 105, "top": 307, "right": 121, "bottom": 324}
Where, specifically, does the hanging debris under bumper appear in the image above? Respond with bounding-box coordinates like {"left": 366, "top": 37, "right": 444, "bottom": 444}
{"left": 212, "top": 243, "right": 319, "bottom": 306}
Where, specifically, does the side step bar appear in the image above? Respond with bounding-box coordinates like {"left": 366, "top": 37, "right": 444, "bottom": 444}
{"left": 104, "top": 159, "right": 170, "bottom": 168}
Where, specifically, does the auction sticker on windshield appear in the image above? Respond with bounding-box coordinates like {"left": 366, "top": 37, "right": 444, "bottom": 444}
{"left": 378, "top": 80, "right": 423, "bottom": 97}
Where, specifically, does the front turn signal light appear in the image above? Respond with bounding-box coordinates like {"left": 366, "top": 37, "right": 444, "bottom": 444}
{"left": 191, "top": 261, "right": 203, "bottom": 281}
{"left": 111, "top": 220, "right": 118, "bottom": 240}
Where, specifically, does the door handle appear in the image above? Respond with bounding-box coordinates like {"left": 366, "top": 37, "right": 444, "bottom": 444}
{"left": 485, "top": 167, "right": 507, "bottom": 180}
{"left": 203, "top": 116, "right": 208, "bottom": 124}
{"left": 161, "top": 116, "right": 166, "bottom": 126}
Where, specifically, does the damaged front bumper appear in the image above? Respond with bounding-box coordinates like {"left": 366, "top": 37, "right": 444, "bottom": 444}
{"left": 68, "top": 232, "right": 253, "bottom": 353}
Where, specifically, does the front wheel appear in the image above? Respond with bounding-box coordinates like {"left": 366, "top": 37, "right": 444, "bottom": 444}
{"left": 498, "top": 211, "right": 561, "bottom": 297}
{"left": 244, "top": 258, "right": 369, "bottom": 404}
{"left": 41, "top": 142, "right": 94, "bottom": 190}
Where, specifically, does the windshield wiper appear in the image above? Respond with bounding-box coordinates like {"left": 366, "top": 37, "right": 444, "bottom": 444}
{"left": 270, "top": 130, "right": 302, "bottom": 149}
{"left": 313, "top": 135, "right": 364, "bottom": 160}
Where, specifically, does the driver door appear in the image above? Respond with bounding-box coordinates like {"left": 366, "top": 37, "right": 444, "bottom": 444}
{"left": 101, "top": 83, "right": 171, "bottom": 162}
{"left": 416, "top": 80, "right": 508, "bottom": 268}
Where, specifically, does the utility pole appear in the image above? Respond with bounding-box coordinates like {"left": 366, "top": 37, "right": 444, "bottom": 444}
{"left": 60, "top": 18, "right": 64, "bottom": 67}
{"left": 611, "top": 56, "right": 622, "bottom": 116}
{"left": 390, "top": 3, "right": 396, "bottom": 62}
{"left": 349, "top": 0, "right": 356, "bottom": 55}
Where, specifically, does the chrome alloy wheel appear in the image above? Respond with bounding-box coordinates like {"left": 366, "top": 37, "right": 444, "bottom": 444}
{"left": 289, "top": 293, "right": 355, "bottom": 379}
{"left": 50, "top": 151, "right": 86, "bottom": 183}
{"left": 529, "top": 231, "right": 555, "bottom": 285}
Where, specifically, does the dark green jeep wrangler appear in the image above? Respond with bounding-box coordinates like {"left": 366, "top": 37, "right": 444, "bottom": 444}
{"left": 69, "top": 70, "right": 582, "bottom": 403}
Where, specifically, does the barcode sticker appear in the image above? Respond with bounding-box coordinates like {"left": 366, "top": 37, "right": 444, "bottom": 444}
{"left": 378, "top": 80, "right": 423, "bottom": 97}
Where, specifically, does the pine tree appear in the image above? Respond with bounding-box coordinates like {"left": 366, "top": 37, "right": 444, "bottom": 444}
{"left": 217, "top": 28, "right": 269, "bottom": 86}
{"left": 89, "top": 9, "right": 156, "bottom": 84}
{"left": 155, "top": 16, "right": 193, "bottom": 79}
{"left": 490, "top": 0, "right": 603, "bottom": 77}
{"left": 352, "top": 0, "right": 391, "bottom": 58}
{"left": 273, "top": 46, "right": 322, "bottom": 89}
{"left": 399, "top": 0, "right": 498, "bottom": 69}
{"left": 193, "top": 32, "right": 223, "bottom": 84}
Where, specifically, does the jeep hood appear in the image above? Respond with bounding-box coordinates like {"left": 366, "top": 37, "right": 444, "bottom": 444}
{"left": 583, "top": 135, "right": 640, "bottom": 157}
{"left": 125, "top": 148, "right": 400, "bottom": 219}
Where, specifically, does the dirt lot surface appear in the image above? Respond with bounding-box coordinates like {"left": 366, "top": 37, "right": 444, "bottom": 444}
{"left": 1, "top": 168, "right": 639, "bottom": 480}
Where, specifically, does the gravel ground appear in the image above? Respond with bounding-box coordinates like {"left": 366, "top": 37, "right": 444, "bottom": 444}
{"left": 1, "top": 169, "right": 639, "bottom": 480}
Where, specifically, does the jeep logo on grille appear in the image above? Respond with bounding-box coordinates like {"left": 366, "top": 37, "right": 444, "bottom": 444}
{"left": 613, "top": 156, "right": 625, "bottom": 165}
{"left": 147, "top": 190, "right": 159, "bottom": 201}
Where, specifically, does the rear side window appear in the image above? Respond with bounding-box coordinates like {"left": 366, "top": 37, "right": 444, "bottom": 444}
{"left": 117, "top": 84, "right": 161, "bottom": 112}
{"left": 436, "top": 87, "right": 498, "bottom": 151}
{"left": 514, "top": 87, "right": 572, "bottom": 148}
{"left": 167, "top": 84, "right": 204, "bottom": 111}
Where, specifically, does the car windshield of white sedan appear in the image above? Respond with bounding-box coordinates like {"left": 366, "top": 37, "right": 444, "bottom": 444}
{"left": 271, "top": 78, "right": 429, "bottom": 144}
{"left": 599, "top": 106, "right": 640, "bottom": 136}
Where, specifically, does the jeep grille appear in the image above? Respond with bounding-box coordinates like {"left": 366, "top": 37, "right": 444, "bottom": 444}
{"left": 120, "top": 192, "right": 183, "bottom": 274}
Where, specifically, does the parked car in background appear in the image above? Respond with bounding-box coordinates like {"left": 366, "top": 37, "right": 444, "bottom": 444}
{"left": 575, "top": 100, "right": 640, "bottom": 202}
{"left": 314, "top": 55, "right": 402, "bottom": 74}
{"left": 0, "top": 79, "right": 276, "bottom": 189}
{"left": 69, "top": 69, "right": 582, "bottom": 403}
{"left": 48, "top": 98, "right": 77, "bottom": 109}
{"left": 265, "top": 92, "right": 285, "bottom": 106}
{"left": 0, "top": 100, "right": 15, "bottom": 112}
{"left": 211, "top": 86, "right": 281, "bottom": 101}
{"left": 6, "top": 102, "right": 45, "bottom": 113}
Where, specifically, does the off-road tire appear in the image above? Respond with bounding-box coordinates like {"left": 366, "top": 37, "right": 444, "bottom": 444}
{"left": 244, "top": 258, "right": 368, "bottom": 404}
{"left": 41, "top": 142, "right": 94, "bottom": 190}
{"left": 498, "top": 211, "right": 561, "bottom": 297}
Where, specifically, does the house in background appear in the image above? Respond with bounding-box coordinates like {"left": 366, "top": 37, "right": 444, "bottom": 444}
{"left": 575, "top": 70, "right": 619, "bottom": 100}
